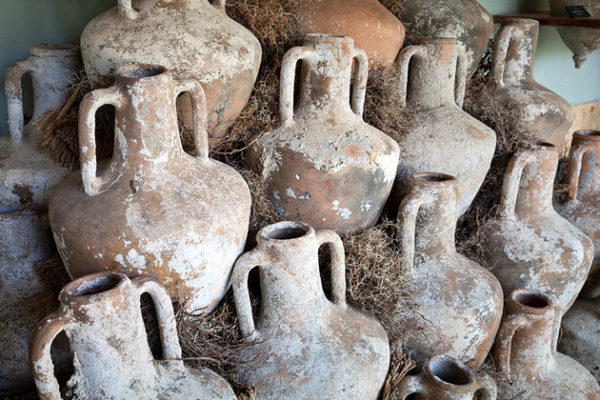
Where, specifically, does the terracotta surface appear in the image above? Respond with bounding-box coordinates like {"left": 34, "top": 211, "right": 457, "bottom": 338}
{"left": 480, "top": 18, "right": 574, "bottom": 151}
{"left": 494, "top": 289, "right": 600, "bottom": 399}
{"left": 297, "top": 0, "right": 405, "bottom": 68}
{"left": 396, "top": 356, "right": 497, "bottom": 399}
{"left": 393, "top": 0, "right": 493, "bottom": 76}
{"left": 49, "top": 65, "right": 251, "bottom": 313}
{"left": 394, "top": 38, "right": 496, "bottom": 217}
{"left": 481, "top": 142, "right": 593, "bottom": 347}
{"left": 249, "top": 34, "right": 399, "bottom": 236}
{"left": 556, "top": 130, "right": 600, "bottom": 298}
{"left": 80, "top": 0, "right": 262, "bottom": 141}
{"left": 551, "top": 0, "right": 600, "bottom": 68}
{"left": 231, "top": 221, "right": 390, "bottom": 399}
{"left": 395, "top": 173, "right": 503, "bottom": 368}
{"left": 30, "top": 272, "right": 236, "bottom": 399}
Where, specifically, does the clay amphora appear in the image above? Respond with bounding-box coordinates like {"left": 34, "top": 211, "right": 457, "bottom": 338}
{"left": 494, "top": 289, "right": 600, "bottom": 399}
{"left": 556, "top": 130, "right": 600, "bottom": 298}
{"left": 249, "top": 34, "right": 399, "bottom": 236}
{"left": 481, "top": 18, "right": 574, "bottom": 151}
{"left": 551, "top": 0, "right": 600, "bottom": 68}
{"left": 395, "top": 173, "right": 503, "bottom": 367}
{"left": 49, "top": 64, "right": 251, "bottom": 313}
{"left": 30, "top": 272, "right": 236, "bottom": 400}
{"left": 394, "top": 38, "right": 496, "bottom": 217}
{"left": 80, "top": 0, "right": 262, "bottom": 141}
{"left": 392, "top": 0, "right": 493, "bottom": 76}
{"left": 480, "top": 142, "right": 593, "bottom": 345}
{"left": 297, "top": 0, "right": 405, "bottom": 68}
{"left": 231, "top": 221, "right": 390, "bottom": 399}
{"left": 396, "top": 356, "right": 497, "bottom": 400}
{"left": 2, "top": 43, "right": 80, "bottom": 209}
{"left": 559, "top": 297, "right": 600, "bottom": 381}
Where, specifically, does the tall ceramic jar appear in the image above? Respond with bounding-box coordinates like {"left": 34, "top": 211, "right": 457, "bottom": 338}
{"left": 551, "top": 0, "right": 600, "bottom": 68}
{"left": 80, "top": 0, "right": 262, "bottom": 140}
{"left": 297, "top": 0, "right": 405, "bottom": 68}
{"left": 395, "top": 173, "right": 503, "bottom": 367}
{"left": 30, "top": 272, "right": 236, "bottom": 400}
{"left": 49, "top": 64, "right": 251, "bottom": 314}
{"left": 394, "top": 38, "right": 496, "bottom": 217}
{"left": 556, "top": 130, "right": 600, "bottom": 298}
{"left": 391, "top": 0, "right": 493, "bottom": 76}
{"left": 479, "top": 18, "right": 574, "bottom": 151}
{"left": 249, "top": 34, "right": 399, "bottom": 236}
{"left": 231, "top": 221, "right": 390, "bottom": 399}
{"left": 494, "top": 289, "right": 600, "bottom": 399}
{"left": 480, "top": 142, "right": 593, "bottom": 346}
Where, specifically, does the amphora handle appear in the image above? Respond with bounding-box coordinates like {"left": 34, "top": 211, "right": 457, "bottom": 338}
{"left": 231, "top": 249, "right": 265, "bottom": 340}
{"left": 5, "top": 58, "right": 35, "bottom": 144}
{"left": 279, "top": 46, "right": 317, "bottom": 127}
{"left": 498, "top": 148, "right": 537, "bottom": 220}
{"left": 316, "top": 230, "right": 347, "bottom": 306}
{"left": 396, "top": 45, "right": 427, "bottom": 108}
{"left": 473, "top": 372, "right": 498, "bottom": 400}
{"left": 396, "top": 375, "right": 426, "bottom": 399}
{"left": 491, "top": 24, "right": 516, "bottom": 88}
{"left": 565, "top": 140, "right": 597, "bottom": 201}
{"left": 493, "top": 313, "right": 528, "bottom": 382}
{"left": 175, "top": 79, "right": 210, "bottom": 160}
{"left": 351, "top": 48, "right": 369, "bottom": 117}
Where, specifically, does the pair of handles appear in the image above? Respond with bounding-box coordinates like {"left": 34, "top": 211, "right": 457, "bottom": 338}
{"left": 118, "top": 0, "right": 226, "bottom": 20}
{"left": 564, "top": 140, "right": 599, "bottom": 201}
{"left": 397, "top": 368, "right": 497, "bottom": 399}
{"left": 231, "top": 230, "right": 347, "bottom": 341}
{"left": 30, "top": 276, "right": 184, "bottom": 400}
{"left": 78, "top": 78, "right": 208, "bottom": 196}
{"left": 5, "top": 58, "right": 36, "bottom": 144}
{"left": 279, "top": 45, "right": 369, "bottom": 127}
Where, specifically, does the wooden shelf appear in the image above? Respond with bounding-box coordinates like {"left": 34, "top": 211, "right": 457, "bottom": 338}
{"left": 494, "top": 13, "right": 600, "bottom": 28}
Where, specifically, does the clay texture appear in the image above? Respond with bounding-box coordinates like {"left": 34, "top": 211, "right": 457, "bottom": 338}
{"left": 232, "top": 221, "right": 390, "bottom": 399}
{"left": 396, "top": 356, "right": 497, "bottom": 399}
{"left": 80, "top": 0, "right": 262, "bottom": 140}
{"left": 494, "top": 289, "right": 600, "bottom": 399}
{"left": 297, "top": 0, "right": 405, "bottom": 68}
{"left": 30, "top": 272, "right": 236, "bottom": 400}
{"left": 556, "top": 130, "right": 600, "bottom": 298}
{"left": 394, "top": 38, "right": 496, "bottom": 217}
{"left": 249, "top": 34, "right": 399, "bottom": 236}
{"left": 395, "top": 173, "right": 503, "bottom": 367}
{"left": 49, "top": 65, "right": 251, "bottom": 313}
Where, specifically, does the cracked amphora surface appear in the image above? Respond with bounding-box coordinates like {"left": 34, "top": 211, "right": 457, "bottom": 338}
{"left": 394, "top": 173, "right": 503, "bottom": 368}
{"left": 30, "top": 272, "right": 236, "bottom": 400}
{"left": 49, "top": 65, "right": 251, "bottom": 313}
{"left": 494, "top": 290, "right": 600, "bottom": 400}
{"left": 249, "top": 34, "right": 399, "bottom": 236}
{"left": 231, "top": 221, "right": 390, "bottom": 399}
{"left": 393, "top": 38, "right": 496, "bottom": 218}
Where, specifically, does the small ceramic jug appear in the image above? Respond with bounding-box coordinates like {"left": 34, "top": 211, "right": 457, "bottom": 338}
{"left": 30, "top": 272, "right": 236, "bottom": 400}
{"left": 396, "top": 356, "right": 497, "bottom": 400}
{"left": 556, "top": 130, "right": 600, "bottom": 298}
{"left": 231, "top": 221, "right": 390, "bottom": 399}
{"left": 494, "top": 289, "right": 600, "bottom": 399}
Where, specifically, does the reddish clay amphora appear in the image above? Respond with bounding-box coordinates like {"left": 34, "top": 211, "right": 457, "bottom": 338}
{"left": 49, "top": 65, "right": 251, "bottom": 313}
{"left": 249, "top": 34, "right": 399, "bottom": 236}
{"left": 556, "top": 130, "right": 600, "bottom": 298}
{"left": 494, "top": 289, "right": 600, "bottom": 400}
{"left": 297, "top": 0, "right": 405, "bottom": 68}
{"left": 30, "top": 272, "right": 236, "bottom": 399}
{"left": 394, "top": 38, "right": 496, "bottom": 217}
{"left": 395, "top": 173, "right": 503, "bottom": 367}
{"left": 231, "top": 221, "right": 390, "bottom": 399}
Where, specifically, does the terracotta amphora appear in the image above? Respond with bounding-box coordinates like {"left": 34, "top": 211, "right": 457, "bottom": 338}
{"left": 480, "top": 18, "right": 574, "bottom": 151}
{"left": 80, "top": 0, "right": 262, "bottom": 141}
{"left": 480, "top": 142, "right": 593, "bottom": 346}
{"left": 556, "top": 130, "right": 600, "bottom": 298}
{"left": 395, "top": 173, "right": 503, "bottom": 367}
{"left": 296, "top": 0, "right": 405, "bottom": 68}
{"left": 396, "top": 356, "right": 497, "bottom": 400}
{"left": 551, "top": 0, "right": 600, "bottom": 68}
{"left": 231, "top": 221, "right": 390, "bottom": 399}
{"left": 393, "top": 37, "right": 496, "bottom": 218}
{"left": 494, "top": 289, "right": 600, "bottom": 400}
{"left": 30, "top": 272, "right": 236, "bottom": 400}
{"left": 559, "top": 297, "right": 600, "bottom": 381}
{"left": 49, "top": 64, "right": 251, "bottom": 313}
{"left": 2, "top": 43, "right": 80, "bottom": 209}
{"left": 392, "top": 0, "right": 493, "bottom": 76}
{"left": 249, "top": 34, "right": 399, "bottom": 236}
